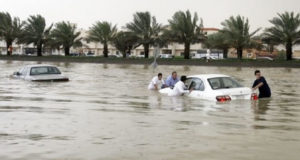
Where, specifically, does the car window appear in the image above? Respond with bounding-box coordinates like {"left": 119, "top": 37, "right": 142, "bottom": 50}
{"left": 185, "top": 78, "right": 205, "bottom": 91}
{"left": 192, "top": 78, "right": 205, "bottom": 91}
{"left": 19, "top": 67, "right": 25, "bottom": 75}
{"left": 21, "top": 67, "right": 29, "bottom": 76}
{"left": 185, "top": 78, "right": 193, "bottom": 89}
{"left": 208, "top": 78, "right": 222, "bottom": 90}
{"left": 208, "top": 77, "right": 243, "bottom": 90}
{"left": 222, "top": 77, "right": 242, "bottom": 88}
{"left": 30, "top": 67, "right": 61, "bottom": 75}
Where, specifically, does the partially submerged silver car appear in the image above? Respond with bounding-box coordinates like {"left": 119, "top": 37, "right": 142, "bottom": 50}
{"left": 13, "top": 64, "right": 69, "bottom": 82}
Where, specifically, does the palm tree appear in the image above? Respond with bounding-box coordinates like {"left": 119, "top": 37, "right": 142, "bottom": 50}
{"left": 260, "top": 35, "right": 279, "bottom": 54}
{"left": 50, "top": 21, "right": 82, "bottom": 56}
{"left": 87, "top": 21, "right": 117, "bottom": 57}
{"left": 112, "top": 31, "right": 138, "bottom": 58}
{"left": 0, "top": 12, "right": 24, "bottom": 56}
{"left": 164, "top": 10, "right": 205, "bottom": 59}
{"left": 126, "top": 12, "right": 163, "bottom": 58}
{"left": 221, "top": 15, "right": 260, "bottom": 59}
{"left": 19, "top": 15, "right": 52, "bottom": 56}
{"left": 264, "top": 12, "right": 300, "bottom": 60}
{"left": 203, "top": 32, "right": 231, "bottom": 58}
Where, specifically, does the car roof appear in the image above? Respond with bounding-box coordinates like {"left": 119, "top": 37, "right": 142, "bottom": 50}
{"left": 188, "top": 74, "right": 230, "bottom": 79}
{"left": 24, "top": 64, "right": 57, "bottom": 68}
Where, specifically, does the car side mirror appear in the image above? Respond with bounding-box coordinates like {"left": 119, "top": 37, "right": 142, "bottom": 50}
{"left": 13, "top": 72, "right": 21, "bottom": 76}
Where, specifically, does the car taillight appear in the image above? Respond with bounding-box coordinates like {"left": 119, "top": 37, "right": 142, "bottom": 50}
{"left": 251, "top": 93, "right": 258, "bottom": 100}
{"left": 216, "top": 95, "right": 231, "bottom": 102}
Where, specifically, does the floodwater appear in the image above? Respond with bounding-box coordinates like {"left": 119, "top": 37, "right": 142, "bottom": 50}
{"left": 0, "top": 60, "right": 300, "bottom": 160}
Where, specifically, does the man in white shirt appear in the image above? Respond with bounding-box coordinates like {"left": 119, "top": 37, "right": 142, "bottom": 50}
{"left": 168, "top": 76, "right": 192, "bottom": 96}
{"left": 148, "top": 73, "right": 165, "bottom": 90}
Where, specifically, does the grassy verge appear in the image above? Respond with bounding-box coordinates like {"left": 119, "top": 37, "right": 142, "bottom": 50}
{"left": 0, "top": 55, "right": 299, "bottom": 68}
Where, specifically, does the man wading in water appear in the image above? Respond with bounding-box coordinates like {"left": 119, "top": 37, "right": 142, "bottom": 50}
{"left": 252, "top": 70, "right": 271, "bottom": 98}
{"left": 168, "top": 76, "right": 193, "bottom": 96}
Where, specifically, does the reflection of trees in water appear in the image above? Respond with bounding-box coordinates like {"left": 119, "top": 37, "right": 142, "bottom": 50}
{"left": 62, "top": 62, "right": 71, "bottom": 68}
{"left": 143, "top": 64, "right": 149, "bottom": 70}
{"left": 6, "top": 60, "right": 13, "bottom": 65}
{"left": 284, "top": 68, "right": 292, "bottom": 73}
{"left": 215, "top": 66, "right": 242, "bottom": 73}
{"left": 235, "top": 67, "right": 242, "bottom": 72}
{"left": 118, "top": 64, "right": 130, "bottom": 69}
{"left": 183, "top": 66, "right": 190, "bottom": 71}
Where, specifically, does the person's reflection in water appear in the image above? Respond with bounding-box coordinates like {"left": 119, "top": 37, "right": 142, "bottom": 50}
{"left": 251, "top": 99, "right": 271, "bottom": 120}
{"left": 103, "top": 63, "right": 108, "bottom": 69}
{"left": 170, "top": 96, "right": 190, "bottom": 112}
{"left": 147, "top": 91, "right": 162, "bottom": 109}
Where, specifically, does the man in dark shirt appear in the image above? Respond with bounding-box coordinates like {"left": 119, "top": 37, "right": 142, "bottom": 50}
{"left": 252, "top": 70, "right": 271, "bottom": 98}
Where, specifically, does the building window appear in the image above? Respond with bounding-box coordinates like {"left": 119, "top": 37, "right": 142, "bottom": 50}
{"left": 162, "top": 49, "right": 172, "bottom": 54}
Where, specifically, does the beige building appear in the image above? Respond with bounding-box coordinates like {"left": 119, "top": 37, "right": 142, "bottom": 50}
{"left": 71, "top": 27, "right": 220, "bottom": 57}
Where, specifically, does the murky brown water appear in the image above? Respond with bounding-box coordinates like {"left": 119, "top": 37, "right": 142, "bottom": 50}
{"left": 0, "top": 60, "right": 300, "bottom": 160}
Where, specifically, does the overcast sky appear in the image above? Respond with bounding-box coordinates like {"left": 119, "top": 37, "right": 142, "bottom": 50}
{"left": 0, "top": 0, "right": 299, "bottom": 31}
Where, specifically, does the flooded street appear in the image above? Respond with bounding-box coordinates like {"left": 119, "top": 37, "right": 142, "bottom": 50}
{"left": 0, "top": 60, "right": 300, "bottom": 160}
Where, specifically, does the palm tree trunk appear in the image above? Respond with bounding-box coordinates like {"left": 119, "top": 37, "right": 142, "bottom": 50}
{"left": 143, "top": 44, "right": 149, "bottom": 58}
{"left": 6, "top": 41, "right": 12, "bottom": 56}
{"left": 103, "top": 43, "right": 108, "bottom": 57}
{"left": 184, "top": 42, "right": 190, "bottom": 59}
{"left": 237, "top": 47, "right": 243, "bottom": 60}
{"left": 270, "top": 44, "right": 274, "bottom": 54}
{"left": 37, "top": 43, "right": 42, "bottom": 57}
{"left": 223, "top": 48, "right": 228, "bottom": 59}
{"left": 64, "top": 47, "right": 70, "bottom": 56}
{"left": 121, "top": 48, "right": 126, "bottom": 58}
{"left": 286, "top": 41, "right": 292, "bottom": 60}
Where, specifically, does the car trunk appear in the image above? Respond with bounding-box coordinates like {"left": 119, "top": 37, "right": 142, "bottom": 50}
{"left": 218, "top": 87, "right": 251, "bottom": 99}
{"left": 30, "top": 74, "right": 69, "bottom": 82}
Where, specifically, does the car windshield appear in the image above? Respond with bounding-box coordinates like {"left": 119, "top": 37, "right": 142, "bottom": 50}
{"left": 208, "top": 77, "right": 243, "bottom": 90}
{"left": 30, "top": 66, "right": 61, "bottom": 75}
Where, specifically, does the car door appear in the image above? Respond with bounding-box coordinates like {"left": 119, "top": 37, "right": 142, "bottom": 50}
{"left": 187, "top": 78, "right": 205, "bottom": 98}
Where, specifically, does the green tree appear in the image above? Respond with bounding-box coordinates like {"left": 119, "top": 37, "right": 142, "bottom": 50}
{"left": 260, "top": 35, "right": 279, "bottom": 54}
{"left": 203, "top": 32, "right": 231, "bottom": 58}
{"left": 126, "top": 12, "right": 163, "bottom": 58}
{"left": 87, "top": 21, "right": 117, "bottom": 57}
{"left": 0, "top": 12, "right": 23, "bottom": 56}
{"left": 264, "top": 12, "right": 300, "bottom": 60}
{"left": 164, "top": 10, "right": 205, "bottom": 59}
{"left": 50, "top": 21, "right": 82, "bottom": 56}
{"left": 112, "top": 31, "right": 138, "bottom": 58}
{"left": 221, "top": 15, "right": 260, "bottom": 59}
{"left": 19, "top": 15, "right": 52, "bottom": 56}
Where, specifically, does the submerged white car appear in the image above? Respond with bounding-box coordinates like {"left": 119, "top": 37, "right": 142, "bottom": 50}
{"left": 160, "top": 74, "right": 258, "bottom": 102}
{"left": 13, "top": 65, "right": 69, "bottom": 82}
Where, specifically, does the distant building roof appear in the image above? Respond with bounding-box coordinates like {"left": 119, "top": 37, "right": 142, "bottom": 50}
{"left": 201, "top": 28, "right": 219, "bottom": 31}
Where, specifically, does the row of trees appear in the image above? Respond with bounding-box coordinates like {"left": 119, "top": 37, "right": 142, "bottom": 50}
{"left": 0, "top": 11, "right": 299, "bottom": 60}
{"left": 204, "top": 12, "right": 300, "bottom": 60}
